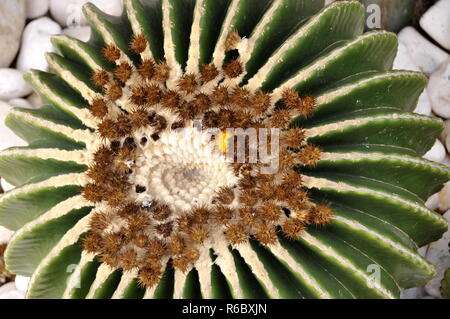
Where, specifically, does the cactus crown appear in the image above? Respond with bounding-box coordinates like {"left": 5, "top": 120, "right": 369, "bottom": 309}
{"left": 0, "top": 0, "right": 449, "bottom": 299}
{"left": 80, "top": 10, "right": 331, "bottom": 285}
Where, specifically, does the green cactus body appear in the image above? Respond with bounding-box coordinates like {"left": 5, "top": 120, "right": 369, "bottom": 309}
{"left": 0, "top": 0, "right": 449, "bottom": 299}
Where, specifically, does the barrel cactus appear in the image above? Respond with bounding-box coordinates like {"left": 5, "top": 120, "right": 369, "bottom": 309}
{"left": 0, "top": 0, "right": 449, "bottom": 299}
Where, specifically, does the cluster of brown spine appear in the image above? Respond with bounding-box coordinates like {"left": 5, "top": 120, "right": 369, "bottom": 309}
{"left": 81, "top": 32, "right": 332, "bottom": 289}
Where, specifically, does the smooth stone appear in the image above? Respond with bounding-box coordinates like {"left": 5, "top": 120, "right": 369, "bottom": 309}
{"left": 393, "top": 41, "right": 421, "bottom": 72}
{"left": 0, "top": 282, "right": 25, "bottom": 299}
{"left": 440, "top": 155, "right": 450, "bottom": 168}
{"left": 426, "top": 193, "right": 440, "bottom": 211}
{"left": 0, "top": 69, "right": 32, "bottom": 100}
{"left": 398, "top": 27, "right": 449, "bottom": 75}
{"left": 442, "top": 120, "right": 450, "bottom": 153}
{"left": 420, "top": 0, "right": 450, "bottom": 50}
{"left": 26, "top": 0, "right": 49, "bottom": 19}
{"left": 62, "top": 26, "right": 91, "bottom": 42}
{"left": 441, "top": 120, "right": 450, "bottom": 142}
{"left": 428, "top": 182, "right": 450, "bottom": 212}
{"left": 400, "top": 287, "right": 427, "bottom": 299}
{"left": 425, "top": 210, "right": 450, "bottom": 298}
{"left": 16, "top": 17, "right": 62, "bottom": 72}
{"left": 0, "top": 226, "right": 13, "bottom": 244}
{"left": 418, "top": 245, "right": 429, "bottom": 258}
{"left": 26, "top": 93, "right": 43, "bottom": 108}
{"left": 0, "top": 179, "right": 15, "bottom": 192}
{"left": 438, "top": 182, "right": 450, "bottom": 212}
{"left": 414, "top": 90, "right": 432, "bottom": 116}
{"left": 0, "top": 0, "right": 26, "bottom": 67}
{"left": 14, "top": 276, "right": 30, "bottom": 293}
{"left": 393, "top": 42, "right": 432, "bottom": 116}
{"left": 50, "top": 0, "right": 123, "bottom": 27}
{"left": 445, "top": 135, "right": 450, "bottom": 156}
{"left": 7, "top": 98, "right": 32, "bottom": 109}
{"left": 423, "top": 139, "right": 446, "bottom": 163}
{"left": 0, "top": 100, "right": 27, "bottom": 151}
{"left": 428, "top": 58, "right": 450, "bottom": 119}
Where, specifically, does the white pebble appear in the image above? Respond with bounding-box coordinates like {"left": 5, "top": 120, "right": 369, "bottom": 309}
{"left": 445, "top": 136, "right": 450, "bottom": 157}
{"left": 401, "top": 287, "right": 427, "bottom": 299}
{"left": 398, "top": 27, "right": 449, "bottom": 75}
{"left": 418, "top": 245, "right": 429, "bottom": 257}
{"left": 425, "top": 210, "right": 450, "bottom": 298}
{"left": 0, "top": 226, "right": 13, "bottom": 244}
{"left": 0, "top": 179, "right": 15, "bottom": 192}
{"left": 0, "top": 100, "right": 27, "bottom": 151}
{"left": 393, "top": 42, "right": 433, "bottom": 116}
{"left": 0, "top": 0, "right": 26, "bottom": 67}
{"left": 440, "top": 154, "right": 450, "bottom": 168}
{"left": 428, "top": 58, "right": 450, "bottom": 118}
{"left": 27, "top": 92, "right": 43, "bottom": 108}
{"left": 393, "top": 41, "right": 421, "bottom": 72}
{"left": 16, "top": 17, "right": 62, "bottom": 72}
{"left": 0, "top": 282, "right": 25, "bottom": 299}
{"left": 423, "top": 139, "right": 446, "bottom": 163}
{"left": 50, "top": 0, "right": 123, "bottom": 27}
{"left": 7, "top": 98, "right": 32, "bottom": 109}
{"left": 441, "top": 120, "right": 450, "bottom": 141}
{"left": 25, "top": 0, "right": 49, "bottom": 19}
{"left": 0, "top": 68, "right": 32, "bottom": 100}
{"left": 414, "top": 90, "right": 432, "bottom": 116}
{"left": 425, "top": 193, "right": 440, "bottom": 211}
{"left": 420, "top": 0, "right": 450, "bottom": 50}
{"left": 62, "top": 26, "right": 91, "bottom": 42}
{"left": 438, "top": 182, "right": 450, "bottom": 212}
{"left": 442, "top": 120, "right": 450, "bottom": 153}
{"left": 14, "top": 276, "right": 30, "bottom": 293}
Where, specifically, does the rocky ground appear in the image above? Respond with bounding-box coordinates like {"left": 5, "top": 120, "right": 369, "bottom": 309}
{"left": 0, "top": 0, "right": 449, "bottom": 299}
